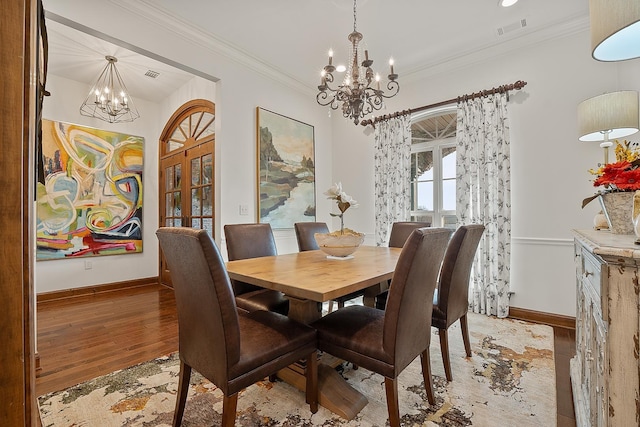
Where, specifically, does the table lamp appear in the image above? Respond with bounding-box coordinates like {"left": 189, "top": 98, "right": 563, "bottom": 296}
{"left": 578, "top": 90, "right": 639, "bottom": 164}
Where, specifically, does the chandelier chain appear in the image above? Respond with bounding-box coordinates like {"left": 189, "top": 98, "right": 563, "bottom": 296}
{"left": 353, "top": 0, "right": 357, "bottom": 32}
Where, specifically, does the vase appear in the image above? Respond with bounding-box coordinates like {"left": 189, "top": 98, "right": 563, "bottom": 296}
{"left": 314, "top": 229, "right": 365, "bottom": 258}
{"left": 599, "top": 192, "right": 634, "bottom": 234}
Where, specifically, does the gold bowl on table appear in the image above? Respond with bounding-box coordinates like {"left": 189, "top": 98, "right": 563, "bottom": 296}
{"left": 314, "top": 228, "right": 365, "bottom": 258}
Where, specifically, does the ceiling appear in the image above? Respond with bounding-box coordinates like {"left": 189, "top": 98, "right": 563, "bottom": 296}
{"left": 45, "top": 18, "right": 197, "bottom": 103}
{"left": 45, "top": 0, "right": 590, "bottom": 104}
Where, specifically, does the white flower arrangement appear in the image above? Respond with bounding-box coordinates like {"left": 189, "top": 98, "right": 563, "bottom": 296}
{"left": 324, "top": 182, "right": 359, "bottom": 234}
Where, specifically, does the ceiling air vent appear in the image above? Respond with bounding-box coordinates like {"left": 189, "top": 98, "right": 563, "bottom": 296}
{"left": 144, "top": 70, "right": 160, "bottom": 78}
{"left": 497, "top": 18, "right": 527, "bottom": 36}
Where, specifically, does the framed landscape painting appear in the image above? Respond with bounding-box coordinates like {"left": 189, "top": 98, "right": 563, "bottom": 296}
{"left": 257, "top": 107, "right": 316, "bottom": 228}
{"left": 36, "top": 119, "right": 144, "bottom": 260}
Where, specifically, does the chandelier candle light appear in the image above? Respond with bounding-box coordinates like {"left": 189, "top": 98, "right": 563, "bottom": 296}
{"left": 80, "top": 56, "right": 140, "bottom": 123}
{"left": 316, "top": 0, "right": 399, "bottom": 125}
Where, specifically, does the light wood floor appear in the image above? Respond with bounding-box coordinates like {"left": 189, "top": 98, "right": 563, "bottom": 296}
{"left": 35, "top": 283, "right": 575, "bottom": 425}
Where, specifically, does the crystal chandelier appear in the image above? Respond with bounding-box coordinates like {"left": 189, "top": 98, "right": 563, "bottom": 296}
{"left": 80, "top": 56, "right": 140, "bottom": 123}
{"left": 316, "top": 0, "right": 399, "bottom": 125}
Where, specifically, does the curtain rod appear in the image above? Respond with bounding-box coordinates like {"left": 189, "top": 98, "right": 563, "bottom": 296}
{"left": 360, "top": 79, "right": 528, "bottom": 127}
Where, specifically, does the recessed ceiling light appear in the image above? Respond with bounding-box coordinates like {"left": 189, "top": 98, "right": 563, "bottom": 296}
{"left": 336, "top": 65, "right": 346, "bottom": 72}
{"left": 499, "top": 0, "right": 518, "bottom": 7}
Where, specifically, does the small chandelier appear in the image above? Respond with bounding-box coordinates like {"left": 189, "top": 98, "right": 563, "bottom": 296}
{"left": 316, "top": 0, "right": 399, "bottom": 125}
{"left": 80, "top": 56, "right": 140, "bottom": 123}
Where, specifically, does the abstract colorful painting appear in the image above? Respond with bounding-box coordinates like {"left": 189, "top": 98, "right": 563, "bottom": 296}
{"left": 36, "top": 119, "right": 144, "bottom": 260}
{"left": 257, "top": 108, "right": 315, "bottom": 229}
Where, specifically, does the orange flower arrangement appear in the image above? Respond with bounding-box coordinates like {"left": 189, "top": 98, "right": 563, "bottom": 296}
{"left": 590, "top": 140, "right": 640, "bottom": 190}
{"left": 583, "top": 140, "right": 640, "bottom": 207}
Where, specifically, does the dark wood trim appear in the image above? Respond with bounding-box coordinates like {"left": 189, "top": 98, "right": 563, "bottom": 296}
{"left": 1, "top": 0, "right": 38, "bottom": 424}
{"left": 509, "top": 306, "right": 576, "bottom": 330}
{"left": 37, "top": 277, "right": 162, "bottom": 303}
{"left": 360, "top": 80, "right": 527, "bottom": 127}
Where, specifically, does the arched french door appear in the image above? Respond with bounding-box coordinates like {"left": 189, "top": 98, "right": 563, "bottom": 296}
{"left": 158, "top": 99, "right": 215, "bottom": 286}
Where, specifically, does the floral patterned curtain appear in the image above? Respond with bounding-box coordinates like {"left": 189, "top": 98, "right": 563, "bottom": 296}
{"left": 456, "top": 93, "right": 511, "bottom": 318}
{"left": 374, "top": 115, "right": 412, "bottom": 246}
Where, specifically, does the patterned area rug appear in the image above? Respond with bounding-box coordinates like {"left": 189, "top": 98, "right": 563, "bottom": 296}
{"left": 38, "top": 313, "right": 556, "bottom": 426}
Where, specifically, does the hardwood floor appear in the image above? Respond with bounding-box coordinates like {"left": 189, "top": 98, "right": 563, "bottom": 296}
{"left": 35, "top": 283, "right": 576, "bottom": 425}
{"left": 554, "top": 326, "right": 577, "bottom": 427}
{"left": 36, "top": 284, "right": 178, "bottom": 396}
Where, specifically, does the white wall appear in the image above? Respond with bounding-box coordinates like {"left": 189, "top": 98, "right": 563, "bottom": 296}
{"left": 159, "top": 76, "right": 217, "bottom": 123}
{"left": 331, "top": 29, "right": 640, "bottom": 317}
{"left": 38, "top": 1, "right": 333, "bottom": 292}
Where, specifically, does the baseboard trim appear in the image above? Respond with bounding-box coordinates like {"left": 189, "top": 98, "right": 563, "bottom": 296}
{"left": 508, "top": 306, "right": 575, "bottom": 330}
{"left": 37, "top": 277, "right": 161, "bottom": 303}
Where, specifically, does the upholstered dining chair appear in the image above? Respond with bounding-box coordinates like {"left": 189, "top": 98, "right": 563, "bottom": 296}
{"left": 368, "top": 221, "right": 431, "bottom": 309}
{"left": 294, "top": 221, "right": 329, "bottom": 251}
{"left": 156, "top": 227, "right": 318, "bottom": 427}
{"left": 224, "top": 223, "right": 289, "bottom": 315}
{"left": 432, "top": 224, "right": 485, "bottom": 382}
{"left": 388, "top": 221, "right": 432, "bottom": 247}
{"left": 311, "top": 227, "right": 452, "bottom": 427}
{"left": 294, "top": 221, "right": 365, "bottom": 313}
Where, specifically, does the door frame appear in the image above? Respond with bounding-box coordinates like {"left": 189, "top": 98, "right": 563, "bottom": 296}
{"left": 2, "top": 0, "right": 39, "bottom": 424}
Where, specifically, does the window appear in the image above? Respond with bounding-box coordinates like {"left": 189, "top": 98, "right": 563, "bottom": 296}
{"left": 410, "top": 108, "right": 457, "bottom": 228}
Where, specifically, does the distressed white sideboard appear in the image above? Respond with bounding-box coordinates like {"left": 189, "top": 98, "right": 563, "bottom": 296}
{"left": 571, "top": 229, "right": 640, "bottom": 427}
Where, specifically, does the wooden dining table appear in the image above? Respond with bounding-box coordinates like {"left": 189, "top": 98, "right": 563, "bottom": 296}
{"left": 226, "top": 245, "right": 402, "bottom": 420}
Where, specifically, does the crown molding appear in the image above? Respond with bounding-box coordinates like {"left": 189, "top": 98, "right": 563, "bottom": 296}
{"left": 107, "top": 0, "right": 315, "bottom": 96}
{"left": 106, "top": 1, "right": 589, "bottom": 97}
{"left": 403, "top": 14, "right": 590, "bottom": 84}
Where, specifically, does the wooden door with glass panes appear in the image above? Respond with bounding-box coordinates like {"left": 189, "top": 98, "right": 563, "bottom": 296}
{"left": 159, "top": 99, "right": 215, "bottom": 286}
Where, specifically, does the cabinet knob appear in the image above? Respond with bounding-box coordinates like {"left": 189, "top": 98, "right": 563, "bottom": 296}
{"left": 584, "top": 270, "right": 593, "bottom": 278}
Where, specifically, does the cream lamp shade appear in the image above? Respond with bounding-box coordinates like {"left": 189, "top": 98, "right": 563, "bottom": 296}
{"left": 589, "top": 0, "right": 640, "bottom": 61}
{"left": 578, "top": 91, "right": 639, "bottom": 164}
{"left": 578, "top": 91, "right": 639, "bottom": 142}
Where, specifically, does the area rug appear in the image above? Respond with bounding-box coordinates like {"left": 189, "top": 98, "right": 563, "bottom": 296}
{"left": 38, "top": 313, "right": 556, "bottom": 426}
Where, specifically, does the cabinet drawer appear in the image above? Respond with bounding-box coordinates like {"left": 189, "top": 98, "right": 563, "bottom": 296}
{"left": 581, "top": 248, "right": 602, "bottom": 298}
{"left": 574, "top": 242, "right": 583, "bottom": 273}
{"left": 581, "top": 248, "right": 606, "bottom": 321}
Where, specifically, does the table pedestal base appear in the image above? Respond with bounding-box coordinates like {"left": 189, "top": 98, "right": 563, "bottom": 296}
{"left": 287, "top": 296, "right": 322, "bottom": 324}
{"left": 281, "top": 296, "right": 369, "bottom": 419}
{"left": 277, "top": 362, "right": 368, "bottom": 420}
